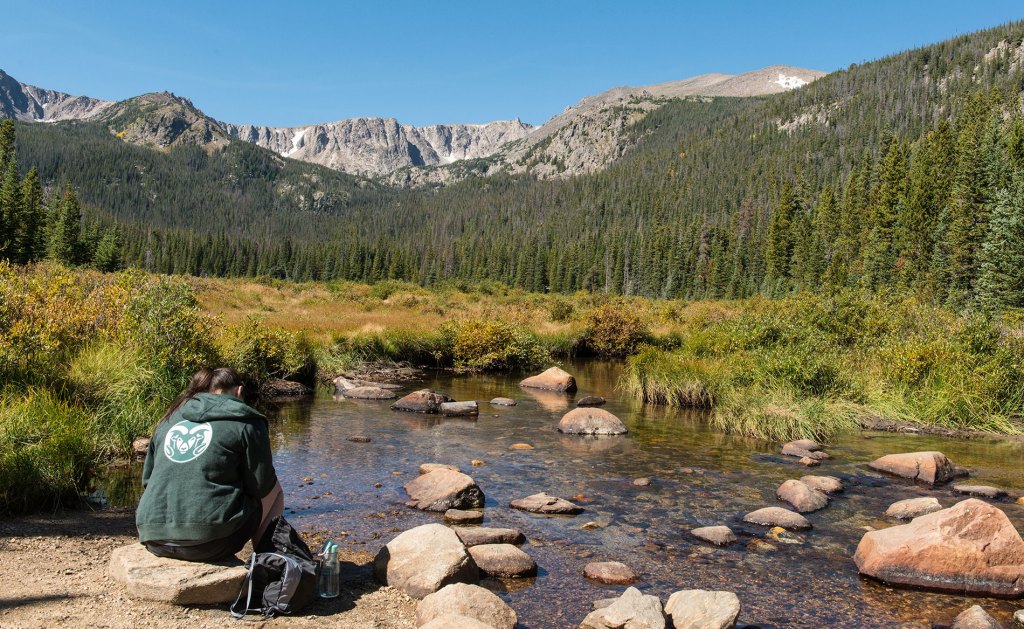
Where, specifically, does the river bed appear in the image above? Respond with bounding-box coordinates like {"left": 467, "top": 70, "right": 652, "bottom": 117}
{"left": 101, "top": 360, "right": 1024, "bottom": 627}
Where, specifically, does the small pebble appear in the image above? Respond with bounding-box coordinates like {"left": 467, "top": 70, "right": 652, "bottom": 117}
{"left": 472, "top": 460, "right": 485, "bottom": 466}
{"left": 633, "top": 477, "right": 651, "bottom": 487}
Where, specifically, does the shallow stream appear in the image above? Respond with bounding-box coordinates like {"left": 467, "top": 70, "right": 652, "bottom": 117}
{"left": 104, "top": 360, "right": 1024, "bottom": 627}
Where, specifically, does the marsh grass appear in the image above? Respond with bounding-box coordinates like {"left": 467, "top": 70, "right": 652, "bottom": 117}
{"left": 620, "top": 346, "right": 721, "bottom": 407}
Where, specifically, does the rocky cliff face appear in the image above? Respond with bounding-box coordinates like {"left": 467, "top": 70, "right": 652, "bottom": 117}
{"left": 99, "top": 92, "right": 232, "bottom": 151}
{"left": 222, "top": 118, "right": 533, "bottom": 177}
{"left": 0, "top": 70, "right": 113, "bottom": 121}
{"left": 390, "top": 65, "right": 826, "bottom": 186}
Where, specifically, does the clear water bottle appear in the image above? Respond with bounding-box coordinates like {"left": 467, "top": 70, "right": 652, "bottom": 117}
{"left": 319, "top": 542, "right": 340, "bottom": 599}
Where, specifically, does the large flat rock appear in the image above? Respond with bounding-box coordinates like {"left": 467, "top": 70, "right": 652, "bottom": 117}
{"left": 520, "top": 367, "right": 577, "bottom": 393}
{"left": 868, "top": 451, "right": 965, "bottom": 485}
{"left": 108, "top": 543, "right": 247, "bottom": 605}
{"left": 405, "top": 468, "right": 484, "bottom": 512}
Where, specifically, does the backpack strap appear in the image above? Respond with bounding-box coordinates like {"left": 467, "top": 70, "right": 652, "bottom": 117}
{"left": 230, "top": 553, "right": 259, "bottom": 620}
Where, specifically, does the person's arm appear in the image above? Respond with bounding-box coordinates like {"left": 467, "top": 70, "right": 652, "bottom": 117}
{"left": 141, "top": 435, "right": 156, "bottom": 489}
{"left": 241, "top": 419, "right": 278, "bottom": 498}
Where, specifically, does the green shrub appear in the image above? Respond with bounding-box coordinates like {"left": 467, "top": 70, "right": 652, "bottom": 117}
{"left": 548, "top": 299, "right": 575, "bottom": 322}
{"left": 220, "top": 316, "right": 316, "bottom": 386}
{"left": 441, "top": 318, "right": 549, "bottom": 372}
{"left": 0, "top": 389, "right": 97, "bottom": 513}
{"left": 621, "top": 347, "right": 721, "bottom": 407}
{"left": 580, "top": 302, "right": 651, "bottom": 357}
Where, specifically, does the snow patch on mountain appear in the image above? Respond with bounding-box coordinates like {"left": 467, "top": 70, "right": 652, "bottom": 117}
{"left": 775, "top": 74, "right": 808, "bottom": 89}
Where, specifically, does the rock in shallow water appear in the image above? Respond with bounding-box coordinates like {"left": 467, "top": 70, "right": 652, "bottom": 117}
{"left": 558, "top": 407, "right": 627, "bottom": 435}
{"left": 469, "top": 544, "right": 537, "bottom": 578}
{"left": 391, "top": 389, "right": 452, "bottom": 413}
{"left": 691, "top": 526, "right": 737, "bottom": 546}
{"left": 445, "top": 508, "right": 483, "bottom": 524}
{"left": 373, "top": 523, "right": 478, "bottom": 599}
{"left": 342, "top": 385, "right": 397, "bottom": 400}
{"left": 417, "top": 583, "right": 517, "bottom": 629}
{"left": 441, "top": 401, "right": 479, "bottom": 417}
{"left": 584, "top": 561, "right": 639, "bottom": 585}
{"left": 776, "top": 479, "right": 829, "bottom": 513}
{"left": 884, "top": 496, "right": 943, "bottom": 520}
{"left": 520, "top": 366, "right": 577, "bottom": 393}
{"left": 664, "top": 589, "right": 740, "bottom": 629}
{"left": 510, "top": 492, "right": 584, "bottom": 515}
{"left": 781, "top": 442, "right": 830, "bottom": 460}
{"left": 854, "top": 498, "right": 1024, "bottom": 597}
{"left": 868, "top": 451, "right": 966, "bottom": 485}
{"left": 799, "top": 475, "right": 843, "bottom": 494}
{"left": 490, "top": 397, "right": 517, "bottom": 406}
{"left": 581, "top": 586, "right": 665, "bottom": 629}
{"left": 419, "top": 463, "right": 460, "bottom": 475}
{"left": 453, "top": 527, "right": 526, "bottom": 547}
{"left": 951, "top": 604, "right": 1003, "bottom": 629}
{"left": 576, "top": 395, "right": 607, "bottom": 407}
{"left": 742, "top": 507, "right": 812, "bottom": 530}
{"left": 953, "top": 484, "right": 1008, "bottom": 500}
{"left": 404, "top": 469, "right": 484, "bottom": 512}
{"left": 108, "top": 543, "right": 247, "bottom": 604}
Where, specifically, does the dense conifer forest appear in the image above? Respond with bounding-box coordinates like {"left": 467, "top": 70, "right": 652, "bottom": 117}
{"left": 5, "top": 21, "right": 1024, "bottom": 309}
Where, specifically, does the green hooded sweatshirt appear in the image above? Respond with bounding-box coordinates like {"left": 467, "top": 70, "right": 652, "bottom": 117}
{"left": 136, "top": 393, "right": 277, "bottom": 543}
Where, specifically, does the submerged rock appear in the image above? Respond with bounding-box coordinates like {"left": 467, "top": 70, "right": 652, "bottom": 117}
{"left": 510, "top": 492, "right": 584, "bottom": 515}
{"left": 558, "top": 407, "right": 627, "bottom": 435}
{"left": 584, "top": 561, "right": 639, "bottom": 585}
{"left": 391, "top": 389, "right": 452, "bottom": 413}
{"left": 520, "top": 366, "right": 577, "bottom": 393}
{"left": 854, "top": 499, "right": 1024, "bottom": 597}
{"left": 454, "top": 527, "right": 526, "bottom": 547}
{"left": 868, "top": 451, "right": 966, "bottom": 485}
{"left": 342, "top": 385, "right": 398, "bottom": 400}
{"left": 776, "top": 479, "right": 829, "bottom": 513}
{"left": 417, "top": 583, "right": 517, "bottom": 629}
{"left": 490, "top": 397, "right": 517, "bottom": 406}
{"left": 469, "top": 544, "right": 537, "bottom": 578}
{"left": 798, "top": 457, "right": 820, "bottom": 467}
{"left": 954, "top": 484, "right": 1008, "bottom": 500}
{"left": 419, "top": 463, "right": 460, "bottom": 475}
{"left": 884, "top": 496, "right": 943, "bottom": 520}
{"left": 108, "top": 543, "right": 247, "bottom": 604}
{"left": 781, "top": 442, "right": 830, "bottom": 460}
{"left": 576, "top": 395, "right": 607, "bottom": 407}
{"left": 742, "top": 507, "right": 812, "bottom": 530}
{"left": 691, "top": 525, "right": 737, "bottom": 546}
{"left": 373, "top": 523, "right": 478, "bottom": 599}
{"left": 951, "top": 605, "right": 1003, "bottom": 629}
{"left": 580, "top": 586, "right": 665, "bottom": 629}
{"left": 664, "top": 589, "right": 741, "bottom": 629}
{"left": 404, "top": 469, "right": 484, "bottom": 512}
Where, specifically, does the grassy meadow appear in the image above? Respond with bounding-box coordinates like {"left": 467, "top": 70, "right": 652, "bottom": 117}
{"left": 2, "top": 265, "right": 1024, "bottom": 513}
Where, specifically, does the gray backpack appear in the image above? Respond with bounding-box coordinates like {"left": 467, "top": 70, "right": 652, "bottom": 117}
{"left": 230, "top": 517, "right": 318, "bottom": 618}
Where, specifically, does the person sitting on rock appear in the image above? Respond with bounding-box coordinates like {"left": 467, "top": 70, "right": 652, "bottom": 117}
{"left": 136, "top": 367, "right": 284, "bottom": 561}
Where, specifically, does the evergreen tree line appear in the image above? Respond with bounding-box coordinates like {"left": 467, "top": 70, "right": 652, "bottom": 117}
{"left": 7, "top": 22, "right": 1024, "bottom": 310}
{"left": 0, "top": 120, "right": 122, "bottom": 270}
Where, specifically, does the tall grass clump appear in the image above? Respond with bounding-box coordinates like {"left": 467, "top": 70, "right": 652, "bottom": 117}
{"left": 441, "top": 318, "right": 549, "bottom": 372}
{"left": 621, "top": 346, "right": 721, "bottom": 407}
{"left": 711, "top": 390, "right": 860, "bottom": 442}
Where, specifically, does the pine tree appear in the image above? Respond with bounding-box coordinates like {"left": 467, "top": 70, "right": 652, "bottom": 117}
{"left": 977, "top": 179, "right": 1024, "bottom": 309}
{"left": 18, "top": 168, "right": 44, "bottom": 263}
{"left": 765, "top": 180, "right": 797, "bottom": 294}
{"left": 92, "top": 226, "right": 123, "bottom": 272}
{"left": 0, "top": 156, "right": 21, "bottom": 260}
{"left": 47, "top": 185, "right": 82, "bottom": 265}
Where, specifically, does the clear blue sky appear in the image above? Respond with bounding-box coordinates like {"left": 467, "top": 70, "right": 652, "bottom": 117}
{"left": 2, "top": 1, "right": 1023, "bottom": 128}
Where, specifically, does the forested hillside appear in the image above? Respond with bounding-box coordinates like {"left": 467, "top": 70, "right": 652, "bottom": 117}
{"left": 5, "top": 21, "right": 1024, "bottom": 309}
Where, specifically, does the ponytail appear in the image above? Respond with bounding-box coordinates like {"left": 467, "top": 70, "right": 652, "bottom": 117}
{"left": 160, "top": 367, "right": 244, "bottom": 423}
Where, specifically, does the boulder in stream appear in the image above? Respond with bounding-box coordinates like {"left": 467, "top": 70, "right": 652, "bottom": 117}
{"left": 576, "top": 395, "right": 607, "bottom": 407}
{"left": 854, "top": 498, "right": 1024, "bottom": 597}
{"left": 558, "top": 407, "right": 627, "bottom": 435}
{"left": 581, "top": 586, "right": 665, "bottom": 629}
{"left": 953, "top": 484, "right": 1008, "bottom": 500}
{"left": 664, "top": 589, "right": 741, "bottom": 629}
{"left": 868, "top": 451, "right": 966, "bottom": 485}
{"left": 468, "top": 544, "right": 537, "bottom": 578}
{"left": 490, "top": 397, "right": 517, "bottom": 406}
{"left": 391, "top": 389, "right": 452, "bottom": 413}
{"left": 799, "top": 475, "right": 844, "bottom": 494}
{"left": 342, "top": 385, "right": 398, "bottom": 400}
{"left": 404, "top": 469, "right": 484, "bottom": 512}
{"left": 520, "top": 366, "right": 577, "bottom": 393}
{"left": 419, "top": 463, "right": 460, "bottom": 475}
{"left": 445, "top": 509, "right": 483, "bottom": 524}
{"left": 885, "top": 496, "right": 943, "bottom": 520}
{"left": 776, "top": 479, "right": 829, "bottom": 513}
{"left": 742, "top": 507, "right": 812, "bottom": 530}
{"left": 780, "top": 441, "right": 830, "bottom": 460}
{"left": 417, "top": 583, "right": 517, "bottom": 629}
{"left": 510, "top": 492, "right": 584, "bottom": 515}
{"left": 584, "top": 561, "right": 639, "bottom": 585}
{"left": 373, "top": 523, "right": 478, "bottom": 599}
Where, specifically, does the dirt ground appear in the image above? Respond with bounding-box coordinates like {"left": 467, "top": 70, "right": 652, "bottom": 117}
{"left": 0, "top": 508, "right": 416, "bottom": 628}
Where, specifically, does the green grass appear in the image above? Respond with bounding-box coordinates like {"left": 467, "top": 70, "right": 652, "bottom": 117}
{"left": 620, "top": 346, "right": 721, "bottom": 408}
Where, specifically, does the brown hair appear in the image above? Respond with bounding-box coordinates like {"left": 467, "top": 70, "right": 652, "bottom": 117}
{"left": 160, "top": 367, "right": 243, "bottom": 422}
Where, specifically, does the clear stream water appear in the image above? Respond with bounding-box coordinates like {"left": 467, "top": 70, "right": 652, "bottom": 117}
{"left": 102, "top": 360, "right": 1024, "bottom": 628}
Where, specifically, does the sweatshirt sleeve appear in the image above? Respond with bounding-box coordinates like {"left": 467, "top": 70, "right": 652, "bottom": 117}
{"left": 241, "top": 419, "right": 278, "bottom": 499}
